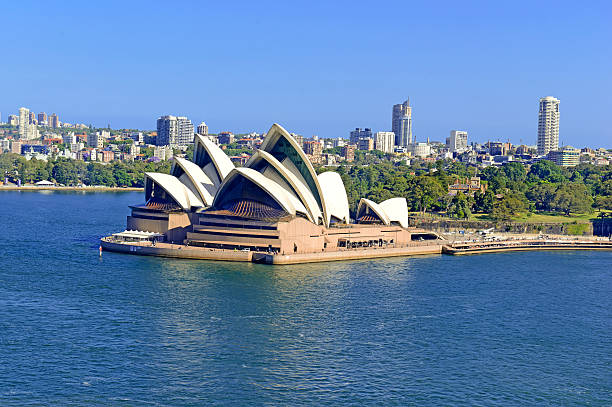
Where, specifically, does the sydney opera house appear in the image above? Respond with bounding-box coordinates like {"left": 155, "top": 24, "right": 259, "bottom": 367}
{"left": 103, "top": 124, "right": 440, "bottom": 263}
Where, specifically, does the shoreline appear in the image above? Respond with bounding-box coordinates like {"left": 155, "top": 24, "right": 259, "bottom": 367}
{"left": 1, "top": 186, "right": 143, "bottom": 192}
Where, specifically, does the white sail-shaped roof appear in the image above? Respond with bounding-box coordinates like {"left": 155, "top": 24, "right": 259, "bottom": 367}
{"left": 245, "top": 150, "right": 322, "bottom": 224}
{"left": 171, "top": 157, "right": 217, "bottom": 206}
{"left": 259, "top": 123, "right": 331, "bottom": 225}
{"left": 317, "top": 171, "right": 350, "bottom": 225}
{"left": 144, "top": 172, "right": 204, "bottom": 210}
{"left": 379, "top": 197, "right": 409, "bottom": 228}
{"left": 193, "top": 134, "right": 234, "bottom": 184}
{"left": 212, "top": 168, "right": 309, "bottom": 218}
{"left": 356, "top": 198, "right": 391, "bottom": 225}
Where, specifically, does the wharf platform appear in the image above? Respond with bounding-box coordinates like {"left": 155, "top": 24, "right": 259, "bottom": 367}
{"left": 443, "top": 239, "right": 612, "bottom": 255}
{"left": 100, "top": 237, "right": 442, "bottom": 264}
{"left": 101, "top": 236, "right": 612, "bottom": 264}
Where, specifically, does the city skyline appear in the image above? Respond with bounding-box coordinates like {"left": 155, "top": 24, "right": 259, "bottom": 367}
{"left": 1, "top": 1, "right": 610, "bottom": 147}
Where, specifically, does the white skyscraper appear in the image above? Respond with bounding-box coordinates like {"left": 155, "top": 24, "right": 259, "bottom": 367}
{"left": 375, "top": 131, "right": 395, "bottom": 153}
{"left": 447, "top": 130, "right": 468, "bottom": 152}
{"left": 18, "top": 107, "right": 38, "bottom": 140}
{"left": 157, "top": 115, "right": 194, "bottom": 146}
{"left": 537, "top": 96, "right": 560, "bottom": 156}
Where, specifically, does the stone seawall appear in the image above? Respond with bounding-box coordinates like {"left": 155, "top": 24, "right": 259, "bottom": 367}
{"left": 409, "top": 217, "right": 593, "bottom": 236}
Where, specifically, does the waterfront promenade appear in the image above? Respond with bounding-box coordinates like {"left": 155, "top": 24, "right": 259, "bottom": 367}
{"left": 101, "top": 234, "right": 612, "bottom": 264}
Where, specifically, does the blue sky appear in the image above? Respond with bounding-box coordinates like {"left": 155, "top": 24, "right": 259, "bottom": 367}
{"left": 2, "top": 0, "right": 610, "bottom": 147}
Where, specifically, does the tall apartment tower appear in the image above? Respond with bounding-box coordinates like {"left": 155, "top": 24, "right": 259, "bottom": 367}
{"left": 18, "top": 107, "right": 38, "bottom": 140}
{"left": 375, "top": 131, "right": 395, "bottom": 153}
{"left": 157, "top": 115, "right": 194, "bottom": 146}
{"left": 392, "top": 99, "right": 412, "bottom": 147}
{"left": 38, "top": 112, "right": 47, "bottom": 125}
{"left": 18, "top": 108, "right": 29, "bottom": 139}
{"left": 537, "top": 96, "right": 560, "bottom": 155}
{"left": 49, "top": 113, "right": 59, "bottom": 128}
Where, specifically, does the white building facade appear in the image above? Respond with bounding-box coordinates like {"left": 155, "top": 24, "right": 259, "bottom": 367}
{"left": 375, "top": 131, "right": 395, "bottom": 153}
{"left": 537, "top": 96, "right": 560, "bottom": 155}
{"left": 447, "top": 130, "right": 468, "bottom": 152}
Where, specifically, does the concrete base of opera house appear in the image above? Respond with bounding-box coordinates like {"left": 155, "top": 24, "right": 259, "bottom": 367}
{"left": 100, "top": 237, "right": 443, "bottom": 264}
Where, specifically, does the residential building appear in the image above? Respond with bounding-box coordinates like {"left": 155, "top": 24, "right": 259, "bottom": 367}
{"left": 487, "top": 141, "right": 512, "bottom": 156}
{"left": 18, "top": 108, "right": 29, "bottom": 139}
{"left": 28, "top": 111, "right": 37, "bottom": 124}
{"left": 18, "top": 107, "right": 38, "bottom": 140}
{"left": 332, "top": 138, "right": 346, "bottom": 148}
{"left": 99, "top": 150, "right": 115, "bottom": 163}
{"left": 153, "top": 145, "right": 173, "bottom": 161}
{"left": 38, "top": 112, "right": 47, "bottom": 125}
{"left": 392, "top": 99, "right": 412, "bottom": 146}
{"left": 547, "top": 146, "right": 580, "bottom": 167}
{"left": 341, "top": 144, "right": 356, "bottom": 162}
{"left": 537, "top": 96, "right": 560, "bottom": 155}
{"left": 290, "top": 133, "right": 304, "bottom": 148}
{"left": 446, "top": 130, "right": 468, "bottom": 152}
{"left": 349, "top": 128, "right": 372, "bottom": 144}
{"left": 156, "top": 115, "right": 194, "bottom": 146}
{"left": 448, "top": 177, "right": 486, "bottom": 196}
{"left": 218, "top": 132, "right": 234, "bottom": 145}
{"left": 375, "top": 131, "right": 395, "bottom": 154}
{"left": 357, "top": 137, "right": 374, "bottom": 151}
{"left": 303, "top": 140, "right": 323, "bottom": 158}
{"left": 10, "top": 141, "right": 22, "bottom": 154}
{"left": 197, "top": 122, "right": 208, "bottom": 135}
{"left": 49, "top": 113, "right": 59, "bottom": 128}
{"left": 87, "top": 132, "right": 105, "bottom": 148}
{"left": 8, "top": 114, "right": 19, "bottom": 126}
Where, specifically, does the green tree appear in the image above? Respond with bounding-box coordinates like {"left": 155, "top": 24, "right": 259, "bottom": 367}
{"left": 407, "top": 176, "right": 446, "bottom": 213}
{"left": 491, "top": 194, "right": 528, "bottom": 221}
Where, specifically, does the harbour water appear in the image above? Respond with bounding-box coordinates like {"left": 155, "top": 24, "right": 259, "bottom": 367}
{"left": 1, "top": 191, "right": 610, "bottom": 405}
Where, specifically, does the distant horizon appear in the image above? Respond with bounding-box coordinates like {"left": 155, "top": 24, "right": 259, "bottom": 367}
{"left": 2, "top": 1, "right": 610, "bottom": 148}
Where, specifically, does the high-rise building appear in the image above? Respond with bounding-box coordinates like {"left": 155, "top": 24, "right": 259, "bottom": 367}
{"left": 49, "top": 113, "right": 59, "bottom": 128}
{"left": 156, "top": 115, "right": 194, "bottom": 146}
{"left": 18, "top": 108, "right": 29, "bottom": 139}
{"left": 29, "top": 111, "right": 37, "bottom": 124}
{"left": 447, "top": 130, "right": 468, "bottom": 152}
{"left": 392, "top": 99, "right": 412, "bottom": 147}
{"left": 8, "top": 115, "right": 19, "bottom": 126}
{"left": 197, "top": 122, "right": 208, "bottom": 135}
{"left": 349, "top": 128, "right": 372, "bottom": 143}
{"left": 375, "top": 131, "right": 395, "bottom": 153}
{"left": 537, "top": 96, "right": 560, "bottom": 155}
{"left": 38, "top": 112, "right": 47, "bottom": 125}
{"left": 18, "top": 107, "right": 38, "bottom": 140}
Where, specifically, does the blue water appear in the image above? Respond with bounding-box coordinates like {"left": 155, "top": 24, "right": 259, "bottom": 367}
{"left": 0, "top": 191, "right": 610, "bottom": 406}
